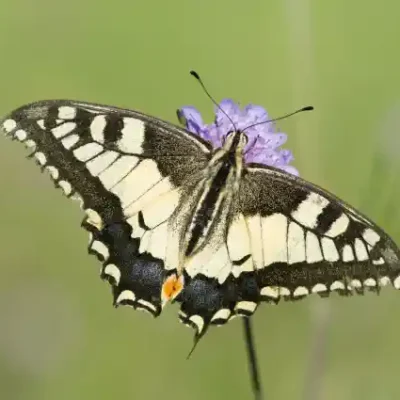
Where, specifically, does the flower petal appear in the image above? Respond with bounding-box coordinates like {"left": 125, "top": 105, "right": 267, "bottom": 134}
{"left": 178, "top": 99, "right": 300, "bottom": 176}
{"left": 243, "top": 104, "right": 268, "bottom": 124}
{"left": 177, "top": 106, "right": 205, "bottom": 134}
{"left": 257, "top": 132, "right": 287, "bottom": 149}
{"left": 215, "top": 99, "right": 241, "bottom": 127}
{"left": 207, "top": 124, "right": 224, "bottom": 148}
{"left": 279, "top": 149, "right": 294, "bottom": 165}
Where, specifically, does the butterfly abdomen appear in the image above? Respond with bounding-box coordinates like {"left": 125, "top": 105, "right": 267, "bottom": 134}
{"left": 185, "top": 161, "right": 232, "bottom": 256}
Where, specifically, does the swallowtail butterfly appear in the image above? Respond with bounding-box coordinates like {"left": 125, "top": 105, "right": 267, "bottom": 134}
{"left": 2, "top": 99, "right": 400, "bottom": 343}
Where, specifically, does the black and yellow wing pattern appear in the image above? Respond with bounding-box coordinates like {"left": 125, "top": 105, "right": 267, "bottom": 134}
{"left": 2, "top": 100, "right": 400, "bottom": 339}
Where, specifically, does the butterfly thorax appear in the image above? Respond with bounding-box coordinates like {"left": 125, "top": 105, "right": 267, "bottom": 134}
{"left": 180, "top": 131, "right": 247, "bottom": 259}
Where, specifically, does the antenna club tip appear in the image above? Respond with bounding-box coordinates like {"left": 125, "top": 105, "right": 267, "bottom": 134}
{"left": 302, "top": 106, "right": 314, "bottom": 111}
{"left": 190, "top": 70, "right": 200, "bottom": 79}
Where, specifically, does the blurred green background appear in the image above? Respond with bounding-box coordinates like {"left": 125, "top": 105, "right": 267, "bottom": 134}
{"left": 1, "top": 1, "right": 400, "bottom": 399}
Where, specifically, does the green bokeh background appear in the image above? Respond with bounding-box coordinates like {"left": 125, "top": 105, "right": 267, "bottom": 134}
{"left": 1, "top": 1, "right": 400, "bottom": 399}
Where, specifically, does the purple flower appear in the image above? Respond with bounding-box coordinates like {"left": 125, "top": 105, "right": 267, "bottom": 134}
{"left": 177, "top": 99, "right": 299, "bottom": 176}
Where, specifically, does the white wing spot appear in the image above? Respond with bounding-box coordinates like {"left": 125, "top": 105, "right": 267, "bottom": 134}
{"left": 342, "top": 244, "right": 354, "bottom": 262}
{"left": 145, "top": 223, "right": 169, "bottom": 261}
{"left": 211, "top": 309, "right": 231, "bottom": 323}
{"left": 288, "top": 222, "right": 305, "bottom": 264}
{"left": 380, "top": 276, "right": 391, "bottom": 287}
{"left": 261, "top": 213, "right": 288, "bottom": 266}
{"left": 227, "top": 214, "right": 251, "bottom": 265}
{"left": 103, "top": 264, "right": 121, "bottom": 285}
{"left": 350, "top": 279, "right": 362, "bottom": 288}
{"left": 179, "top": 311, "right": 188, "bottom": 320}
{"left": 372, "top": 257, "right": 385, "bottom": 265}
{"left": 116, "top": 290, "right": 136, "bottom": 304}
{"left": 98, "top": 155, "right": 138, "bottom": 189}
{"left": 61, "top": 134, "right": 80, "bottom": 149}
{"left": 325, "top": 213, "right": 350, "bottom": 238}
{"left": 73, "top": 142, "right": 103, "bottom": 162}
{"left": 246, "top": 215, "right": 264, "bottom": 270}
{"left": 58, "top": 180, "right": 72, "bottom": 195}
{"left": 189, "top": 315, "right": 205, "bottom": 334}
{"left": 117, "top": 117, "right": 145, "bottom": 153}
{"left": 293, "top": 286, "right": 309, "bottom": 297}
{"left": 25, "top": 139, "right": 36, "bottom": 148}
{"left": 2, "top": 119, "right": 17, "bottom": 132}
{"left": 311, "top": 283, "right": 328, "bottom": 293}
{"left": 184, "top": 245, "right": 231, "bottom": 283}
{"left": 112, "top": 159, "right": 163, "bottom": 209}
{"left": 364, "top": 278, "right": 377, "bottom": 287}
{"left": 292, "top": 192, "right": 330, "bottom": 229}
{"left": 354, "top": 238, "right": 369, "bottom": 261}
{"left": 321, "top": 237, "right": 339, "bottom": 261}
{"left": 306, "top": 231, "right": 323, "bottom": 263}
{"left": 85, "top": 209, "right": 103, "bottom": 230}
{"left": 125, "top": 176, "right": 175, "bottom": 217}
{"left": 52, "top": 122, "right": 77, "bottom": 138}
{"left": 141, "top": 187, "right": 180, "bottom": 229}
{"left": 37, "top": 119, "right": 46, "bottom": 130}
{"left": 46, "top": 166, "right": 59, "bottom": 180}
{"left": 90, "top": 240, "right": 110, "bottom": 260}
{"left": 90, "top": 115, "right": 106, "bottom": 143}
{"left": 330, "top": 281, "right": 345, "bottom": 291}
{"left": 34, "top": 152, "right": 47, "bottom": 165}
{"left": 235, "top": 301, "right": 257, "bottom": 314}
{"left": 362, "top": 228, "right": 380, "bottom": 247}
{"left": 58, "top": 106, "right": 76, "bottom": 120}
{"left": 126, "top": 214, "right": 145, "bottom": 239}
{"left": 260, "top": 286, "right": 280, "bottom": 299}
{"left": 86, "top": 151, "right": 119, "bottom": 177}
{"left": 279, "top": 287, "right": 291, "bottom": 296}
{"left": 15, "top": 129, "right": 27, "bottom": 141}
{"left": 394, "top": 276, "right": 400, "bottom": 289}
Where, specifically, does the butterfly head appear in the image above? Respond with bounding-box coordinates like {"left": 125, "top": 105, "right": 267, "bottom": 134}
{"left": 222, "top": 128, "right": 248, "bottom": 154}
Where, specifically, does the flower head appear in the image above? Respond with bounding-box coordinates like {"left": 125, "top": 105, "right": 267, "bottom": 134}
{"left": 177, "top": 99, "right": 299, "bottom": 176}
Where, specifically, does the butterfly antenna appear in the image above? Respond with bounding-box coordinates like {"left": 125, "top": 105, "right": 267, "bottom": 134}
{"left": 242, "top": 105, "right": 313, "bottom": 133}
{"left": 190, "top": 70, "right": 238, "bottom": 132}
{"left": 243, "top": 318, "right": 263, "bottom": 400}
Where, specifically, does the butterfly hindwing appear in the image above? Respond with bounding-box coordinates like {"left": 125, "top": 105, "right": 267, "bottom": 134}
{"left": 160, "top": 163, "right": 400, "bottom": 337}
{"left": 177, "top": 163, "right": 400, "bottom": 336}
{"left": 1, "top": 100, "right": 211, "bottom": 315}
{"left": 238, "top": 165, "right": 400, "bottom": 304}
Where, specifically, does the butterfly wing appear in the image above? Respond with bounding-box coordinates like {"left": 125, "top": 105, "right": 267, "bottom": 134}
{"left": 176, "top": 162, "right": 400, "bottom": 337}
{"left": 1, "top": 100, "right": 211, "bottom": 315}
{"left": 5, "top": 101, "right": 399, "bottom": 338}
{"left": 238, "top": 164, "right": 400, "bottom": 303}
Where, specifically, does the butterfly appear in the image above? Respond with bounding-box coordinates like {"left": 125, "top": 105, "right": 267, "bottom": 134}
{"left": 2, "top": 98, "right": 400, "bottom": 345}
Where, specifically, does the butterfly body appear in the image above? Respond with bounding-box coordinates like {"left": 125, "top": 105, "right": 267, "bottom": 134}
{"left": 2, "top": 100, "right": 400, "bottom": 339}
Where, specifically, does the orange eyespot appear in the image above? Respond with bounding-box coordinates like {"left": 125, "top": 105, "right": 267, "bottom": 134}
{"left": 161, "top": 274, "right": 184, "bottom": 305}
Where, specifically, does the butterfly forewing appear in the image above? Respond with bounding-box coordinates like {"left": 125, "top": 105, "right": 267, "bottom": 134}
{"left": 1, "top": 100, "right": 210, "bottom": 315}
{"left": 238, "top": 165, "right": 400, "bottom": 303}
